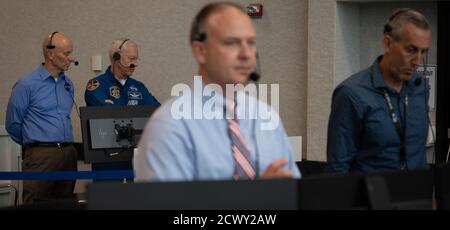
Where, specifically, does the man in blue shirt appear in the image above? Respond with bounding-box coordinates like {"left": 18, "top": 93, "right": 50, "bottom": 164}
{"left": 6, "top": 32, "right": 78, "bottom": 204}
{"left": 327, "top": 9, "right": 431, "bottom": 173}
{"left": 85, "top": 38, "right": 160, "bottom": 171}
{"left": 134, "top": 2, "right": 300, "bottom": 181}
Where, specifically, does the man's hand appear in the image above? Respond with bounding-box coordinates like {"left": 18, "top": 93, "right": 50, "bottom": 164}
{"left": 261, "top": 159, "right": 293, "bottom": 179}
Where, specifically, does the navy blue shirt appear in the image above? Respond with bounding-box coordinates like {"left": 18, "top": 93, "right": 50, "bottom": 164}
{"left": 6, "top": 65, "right": 74, "bottom": 146}
{"left": 84, "top": 66, "right": 160, "bottom": 106}
{"left": 326, "top": 57, "right": 428, "bottom": 173}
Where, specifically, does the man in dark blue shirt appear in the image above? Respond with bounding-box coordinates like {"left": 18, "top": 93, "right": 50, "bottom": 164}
{"left": 327, "top": 9, "right": 431, "bottom": 173}
{"left": 84, "top": 38, "right": 160, "bottom": 171}
{"left": 6, "top": 32, "right": 78, "bottom": 203}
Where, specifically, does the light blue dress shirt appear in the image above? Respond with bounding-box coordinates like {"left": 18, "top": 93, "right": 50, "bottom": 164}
{"left": 6, "top": 65, "right": 74, "bottom": 146}
{"left": 134, "top": 84, "right": 301, "bottom": 181}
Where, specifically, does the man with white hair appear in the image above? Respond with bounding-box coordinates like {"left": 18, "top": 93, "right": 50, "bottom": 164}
{"left": 85, "top": 38, "right": 160, "bottom": 171}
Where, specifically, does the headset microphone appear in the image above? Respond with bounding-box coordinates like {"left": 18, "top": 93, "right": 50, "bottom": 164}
{"left": 74, "top": 61, "right": 79, "bottom": 66}
{"left": 249, "top": 72, "right": 260, "bottom": 82}
{"left": 113, "top": 39, "right": 136, "bottom": 69}
{"left": 414, "top": 77, "right": 422, "bottom": 86}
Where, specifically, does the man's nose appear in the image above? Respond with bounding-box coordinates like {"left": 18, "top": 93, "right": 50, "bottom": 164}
{"left": 238, "top": 44, "right": 253, "bottom": 60}
{"left": 412, "top": 51, "right": 424, "bottom": 66}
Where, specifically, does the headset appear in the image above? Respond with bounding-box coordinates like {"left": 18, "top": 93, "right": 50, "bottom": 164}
{"left": 46, "top": 31, "right": 79, "bottom": 66}
{"left": 193, "top": 33, "right": 207, "bottom": 42}
{"left": 193, "top": 33, "right": 260, "bottom": 82}
{"left": 112, "top": 39, "right": 135, "bottom": 69}
{"left": 113, "top": 38, "right": 129, "bottom": 61}
{"left": 46, "top": 31, "right": 59, "bottom": 49}
{"left": 384, "top": 8, "right": 413, "bottom": 35}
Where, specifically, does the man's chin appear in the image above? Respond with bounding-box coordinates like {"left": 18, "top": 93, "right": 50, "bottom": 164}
{"left": 400, "top": 73, "right": 414, "bottom": 81}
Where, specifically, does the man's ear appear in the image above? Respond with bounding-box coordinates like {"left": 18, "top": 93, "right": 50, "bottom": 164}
{"left": 44, "top": 50, "right": 54, "bottom": 62}
{"left": 191, "top": 41, "right": 206, "bottom": 65}
{"left": 382, "top": 35, "right": 393, "bottom": 54}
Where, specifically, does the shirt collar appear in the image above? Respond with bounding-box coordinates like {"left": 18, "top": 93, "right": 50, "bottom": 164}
{"left": 105, "top": 66, "right": 116, "bottom": 82}
{"left": 38, "top": 63, "right": 65, "bottom": 81}
{"left": 202, "top": 82, "right": 249, "bottom": 118}
{"left": 371, "top": 55, "right": 415, "bottom": 93}
{"left": 106, "top": 66, "right": 130, "bottom": 85}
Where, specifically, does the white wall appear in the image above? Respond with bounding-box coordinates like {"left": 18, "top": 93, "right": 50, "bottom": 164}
{"left": 335, "top": 1, "right": 438, "bottom": 87}
{"left": 0, "top": 0, "right": 439, "bottom": 162}
{"left": 0, "top": 126, "right": 21, "bottom": 206}
{"left": 0, "top": 0, "right": 308, "bottom": 156}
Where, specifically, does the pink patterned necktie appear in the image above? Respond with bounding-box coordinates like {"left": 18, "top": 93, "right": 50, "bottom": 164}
{"left": 227, "top": 99, "right": 256, "bottom": 180}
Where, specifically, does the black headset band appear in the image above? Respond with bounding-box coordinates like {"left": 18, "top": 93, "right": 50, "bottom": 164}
{"left": 118, "top": 39, "right": 129, "bottom": 51}
{"left": 384, "top": 8, "right": 413, "bottom": 34}
{"left": 113, "top": 39, "right": 130, "bottom": 61}
{"left": 47, "top": 31, "right": 58, "bottom": 49}
{"left": 194, "top": 33, "right": 206, "bottom": 42}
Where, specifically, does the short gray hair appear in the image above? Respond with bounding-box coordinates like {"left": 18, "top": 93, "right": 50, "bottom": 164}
{"left": 109, "top": 38, "right": 137, "bottom": 62}
{"left": 384, "top": 8, "right": 430, "bottom": 41}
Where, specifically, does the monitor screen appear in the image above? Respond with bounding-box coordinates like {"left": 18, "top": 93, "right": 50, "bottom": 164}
{"left": 80, "top": 105, "right": 158, "bottom": 163}
{"left": 89, "top": 117, "right": 148, "bottom": 149}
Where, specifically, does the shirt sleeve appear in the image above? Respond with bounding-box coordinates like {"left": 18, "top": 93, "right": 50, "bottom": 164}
{"left": 5, "top": 82, "right": 30, "bottom": 145}
{"left": 84, "top": 79, "right": 113, "bottom": 106}
{"left": 277, "top": 120, "right": 302, "bottom": 179}
{"left": 134, "top": 109, "right": 194, "bottom": 181}
{"left": 326, "top": 85, "right": 364, "bottom": 173}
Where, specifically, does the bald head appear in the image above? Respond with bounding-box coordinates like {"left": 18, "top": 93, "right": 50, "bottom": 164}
{"left": 42, "top": 32, "right": 73, "bottom": 58}
{"left": 42, "top": 32, "right": 76, "bottom": 76}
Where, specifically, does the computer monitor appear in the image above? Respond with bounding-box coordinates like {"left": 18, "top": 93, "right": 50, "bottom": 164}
{"left": 298, "top": 173, "right": 368, "bottom": 210}
{"left": 80, "top": 105, "right": 158, "bottom": 163}
{"left": 297, "top": 169, "right": 432, "bottom": 210}
{"left": 87, "top": 179, "right": 299, "bottom": 210}
{"left": 379, "top": 169, "right": 432, "bottom": 210}
{"left": 435, "top": 163, "right": 450, "bottom": 209}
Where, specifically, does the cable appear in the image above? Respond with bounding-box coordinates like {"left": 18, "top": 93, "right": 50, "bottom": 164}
{"left": 446, "top": 144, "right": 450, "bottom": 163}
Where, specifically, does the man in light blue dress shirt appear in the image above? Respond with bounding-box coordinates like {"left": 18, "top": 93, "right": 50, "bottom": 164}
{"left": 134, "top": 2, "right": 300, "bottom": 181}
{"left": 6, "top": 32, "right": 78, "bottom": 204}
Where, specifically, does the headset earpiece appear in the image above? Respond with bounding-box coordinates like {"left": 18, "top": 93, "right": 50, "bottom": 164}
{"left": 383, "top": 8, "right": 412, "bottom": 34}
{"left": 113, "top": 51, "right": 121, "bottom": 61}
{"left": 194, "top": 33, "right": 206, "bottom": 42}
{"left": 113, "top": 39, "right": 129, "bottom": 61}
{"left": 46, "top": 31, "right": 58, "bottom": 49}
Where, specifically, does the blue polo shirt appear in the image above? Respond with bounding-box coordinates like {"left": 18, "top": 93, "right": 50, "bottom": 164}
{"left": 326, "top": 56, "right": 428, "bottom": 173}
{"left": 6, "top": 64, "right": 74, "bottom": 146}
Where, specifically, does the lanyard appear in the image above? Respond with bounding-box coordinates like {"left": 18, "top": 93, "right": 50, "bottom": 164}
{"left": 382, "top": 89, "right": 408, "bottom": 170}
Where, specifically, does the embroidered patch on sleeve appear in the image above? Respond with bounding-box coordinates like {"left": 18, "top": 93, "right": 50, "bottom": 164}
{"left": 86, "top": 79, "right": 100, "bottom": 91}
